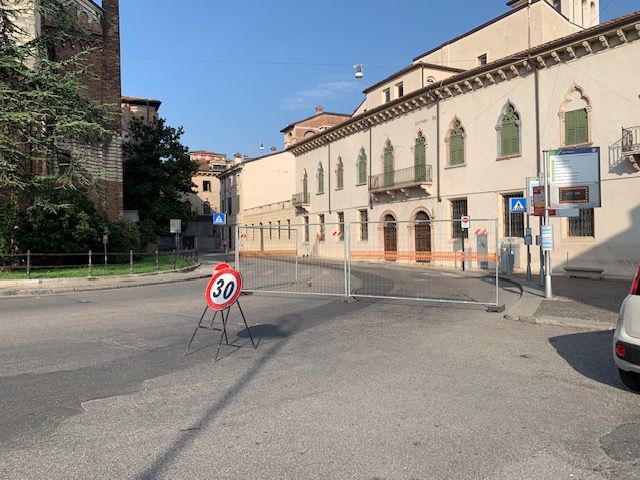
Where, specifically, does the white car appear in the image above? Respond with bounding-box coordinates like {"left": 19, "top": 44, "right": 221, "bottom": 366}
{"left": 613, "top": 263, "right": 640, "bottom": 392}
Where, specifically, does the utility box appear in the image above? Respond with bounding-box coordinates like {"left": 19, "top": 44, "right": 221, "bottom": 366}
{"left": 500, "top": 238, "right": 520, "bottom": 275}
{"left": 476, "top": 234, "right": 489, "bottom": 270}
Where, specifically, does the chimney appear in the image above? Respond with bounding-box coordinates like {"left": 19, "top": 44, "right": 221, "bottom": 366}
{"left": 315, "top": 105, "right": 324, "bottom": 115}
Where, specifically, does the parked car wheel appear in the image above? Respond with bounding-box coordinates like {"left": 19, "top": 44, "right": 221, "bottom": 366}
{"left": 613, "top": 262, "right": 640, "bottom": 392}
{"left": 618, "top": 368, "right": 640, "bottom": 393}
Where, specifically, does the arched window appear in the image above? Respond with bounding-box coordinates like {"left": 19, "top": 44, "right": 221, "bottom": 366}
{"left": 302, "top": 170, "right": 309, "bottom": 203}
{"left": 497, "top": 102, "right": 521, "bottom": 157}
{"left": 357, "top": 148, "right": 367, "bottom": 185}
{"left": 336, "top": 157, "right": 344, "bottom": 190}
{"left": 560, "top": 84, "right": 591, "bottom": 146}
{"left": 448, "top": 119, "right": 465, "bottom": 166}
{"left": 414, "top": 131, "right": 427, "bottom": 180}
{"left": 202, "top": 201, "right": 211, "bottom": 215}
{"left": 317, "top": 163, "right": 324, "bottom": 194}
{"left": 383, "top": 141, "right": 394, "bottom": 187}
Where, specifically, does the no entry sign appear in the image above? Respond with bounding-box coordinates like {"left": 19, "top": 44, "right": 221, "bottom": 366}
{"left": 205, "top": 264, "right": 243, "bottom": 310}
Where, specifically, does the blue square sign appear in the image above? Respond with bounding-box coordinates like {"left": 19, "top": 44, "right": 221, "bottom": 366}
{"left": 509, "top": 197, "right": 527, "bottom": 213}
{"left": 213, "top": 213, "right": 227, "bottom": 225}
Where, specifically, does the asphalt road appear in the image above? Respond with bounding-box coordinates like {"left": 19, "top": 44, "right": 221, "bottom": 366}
{"left": 1, "top": 276, "right": 639, "bottom": 479}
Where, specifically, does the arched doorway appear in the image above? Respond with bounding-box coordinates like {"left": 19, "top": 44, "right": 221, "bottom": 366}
{"left": 414, "top": 211, "right": 432, "bottom": 263}
{"left": 383, "top": 214, "right": 397, "bottom": 260}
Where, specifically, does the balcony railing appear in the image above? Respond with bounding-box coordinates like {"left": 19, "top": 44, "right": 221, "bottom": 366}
{"left": 622, "top": 126, "right": 640, "bottom": 155}
{"left": 292, "top": 192, "right": 310, "bottom": 206}
{"left": 369, "top": 164, "right": 433, "bottom": 193}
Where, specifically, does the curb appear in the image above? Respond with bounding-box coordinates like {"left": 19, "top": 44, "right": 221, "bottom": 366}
{"left": 0, "top": 264, "right": 211, "bottom": 297}
{"left": 502, "top": 275, "right": 615, "bottom": 331}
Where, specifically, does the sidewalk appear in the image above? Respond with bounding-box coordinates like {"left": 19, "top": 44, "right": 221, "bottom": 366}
{"left": 0, "top": 254, "right": 628, "bottom": 331}
{"left": 503, "top": 271, "right": 629, "bottom": 331}
{"left": 0, "top": 251, "right": 230, "bottom": 297}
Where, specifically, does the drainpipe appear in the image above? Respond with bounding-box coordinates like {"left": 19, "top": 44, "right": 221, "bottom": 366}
{"left": 327, "top": 138, "right": 331, "bottom": 214}
{"left": 368, "top": 120, "right": 372, "bottom": 178}
{"left": 436, "top": 97, "right": 442, "bottom": 202}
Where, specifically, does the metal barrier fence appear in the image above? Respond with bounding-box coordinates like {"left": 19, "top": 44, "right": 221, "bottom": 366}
{"left": 236, "top": 219, "right": 501, "bottom": 307}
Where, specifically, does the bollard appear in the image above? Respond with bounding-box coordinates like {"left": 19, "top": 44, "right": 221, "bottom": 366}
{"left": 88, "top": 250, "right": 92, "bottom": 277}
{"left": 155, "top": 250, "right": 159, "bottom": 272}
{"left": 129, "top": 250, "right": 133, "bottom": 274}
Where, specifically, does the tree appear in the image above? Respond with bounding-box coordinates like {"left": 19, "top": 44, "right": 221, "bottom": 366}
{"left": 0, "top": 182, "right": 110, "bottom": 255}
{"left": 0, "top": 0, "right": 116, "bottom": 212}
{"left": 123, "top": 117, "right": 198, "bottom": 236}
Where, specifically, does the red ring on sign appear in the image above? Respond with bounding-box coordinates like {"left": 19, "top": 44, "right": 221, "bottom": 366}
{"left": 205, "top": 267, "right": 242, "bottom": 310}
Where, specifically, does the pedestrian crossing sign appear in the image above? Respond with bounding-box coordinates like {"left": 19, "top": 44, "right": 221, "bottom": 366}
{"left": 509, "top": 197, "right": 527, "bottom": 213}
{"left": 213, "top": 213, "right": 226, "bottom": 225}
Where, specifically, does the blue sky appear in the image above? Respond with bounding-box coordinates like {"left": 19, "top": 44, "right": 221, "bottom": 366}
{"left": 118, "top": 0, "right": 635, "bottom": 158}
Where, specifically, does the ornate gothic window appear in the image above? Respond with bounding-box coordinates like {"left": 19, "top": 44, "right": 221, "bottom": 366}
{"left": 336, "top": 157, "right": 344, "bottom": 190}
{"left": 414, "top": 131, "right": 427, "bottom": 180}
{"left": 448, "top": 119, "right": 465, "bottom": 166}
{"left": 357, "top": 148, "right": 367, "bottom": 185}
{"left": 317, "top": 163, "right": 324, "bottom": 194}
{"left": 383, "top": 141, "right": 394, "bottom": 187}
{"left": 497, "top": 103, "right": 521, "bottom": 157}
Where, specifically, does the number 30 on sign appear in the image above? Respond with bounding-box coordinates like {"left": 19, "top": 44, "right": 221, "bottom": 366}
{"left": 205, "top": 264, "right": 243, "bottom": 310}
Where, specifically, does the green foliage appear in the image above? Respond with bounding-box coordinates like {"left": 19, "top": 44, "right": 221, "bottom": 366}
{"left": 0, "top": 183, "right": 110, "bottom": 254}
{"left": 107, "top": 218, "right": 141, "bottom": 254}
{"left": 123, "top": 117, "right": 198, "bottom": 236}
{"left": 0, "top": 0, "right": 116, "bottom": 206}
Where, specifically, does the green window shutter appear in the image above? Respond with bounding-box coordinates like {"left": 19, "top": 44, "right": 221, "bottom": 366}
{"left": 510, "top": 123, "right": 520, "bottom": 154}
{"left": 450, "top": 135, "right": 463, "bottom": 165}
{"left": 501, "top": 124, "right": 512, "bottom": 156}
{"left": 576, "top": 108, "right": 588, "bottom": 143}
{"left": 414, "top": 140, "right": 426, "bottom": 180}
{"left": 566, "top": 108, "right": 588, "bottom": 146}
{"left": 564, "top": 111, "right": 577, "bottom": 145}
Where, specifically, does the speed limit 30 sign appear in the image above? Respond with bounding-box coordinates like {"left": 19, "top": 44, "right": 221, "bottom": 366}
{"left": 205, "top": 264, "right": 243, "bottom": 310}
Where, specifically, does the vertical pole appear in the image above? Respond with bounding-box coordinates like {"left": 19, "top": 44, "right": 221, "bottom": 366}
{"left": 235, "top": 225, "right": 240, "bottom": 268}
{"left": 88, "top": 250, "right": 92, "bottom": 277}
{"left": 156, "top": 250, "right": 159, "bottom": 272}
{"left": 295, "top": 226, "right": 299, "bottom": 283}
{"left": 461, "top": 231, "right": 465, "bottom": 272}
{"left": 130, "top": 250, "right": 133, "bottom": 274}
{"left": 495, "top": 219, "right": 499, "bottom": 307}
{"left": 173, "top": 249, "right": 176, "bottom": 270}
{"left": 27, "top": 250, "right": 31, "bottom": 279}
{"left": 526, "top": 209, "right": 532, "bottom": 282}
{"left": 509, "top": 209, "right": 512, "bottom": 275}
{"left": 343, "top": 222, "right": 349, "bottom": 297}
{"left": 543, "top": 151, "right": 552, "bottom": 298}
{"left": 539, "top": 216, "right": 544, "bottom": 287}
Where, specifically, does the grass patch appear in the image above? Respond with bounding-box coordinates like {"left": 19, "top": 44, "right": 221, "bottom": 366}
{"left": 0, "top": 254, "right": 196, "bottom": 280}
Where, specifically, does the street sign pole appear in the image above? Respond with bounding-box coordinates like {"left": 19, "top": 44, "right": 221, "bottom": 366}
{"left": 543, "top": 151, "right": 552, "bottom": 298}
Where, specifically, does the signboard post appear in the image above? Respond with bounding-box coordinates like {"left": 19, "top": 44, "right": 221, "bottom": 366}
{"left": 184, "top": 263, "right": 257, "bottom": 361}
{"left": 461, "top": 215, "right": 470, "bottom": 271}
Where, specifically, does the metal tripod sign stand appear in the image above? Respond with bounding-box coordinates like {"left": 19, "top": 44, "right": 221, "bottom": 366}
{"left": 184, "top": 263, "right": 256, "bottom": 361}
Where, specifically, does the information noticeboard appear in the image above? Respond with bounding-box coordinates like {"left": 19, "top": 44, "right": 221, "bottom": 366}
{"left": 548, "top": 147, "right": 601, "bottom": 209}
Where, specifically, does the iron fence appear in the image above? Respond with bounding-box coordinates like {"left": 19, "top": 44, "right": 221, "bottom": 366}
{"left": 0, "top": 249, "right": 197, "bottom": 279}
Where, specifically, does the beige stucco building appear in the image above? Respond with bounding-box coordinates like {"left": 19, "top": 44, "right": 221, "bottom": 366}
{"left": 261, "top": 0, "right": 640, "bottom": 278}
{"left": 219, "top": 149, "right": 296, "bottom": 250}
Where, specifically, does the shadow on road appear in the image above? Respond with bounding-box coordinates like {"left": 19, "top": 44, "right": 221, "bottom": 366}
{"left": 549, "top": 329, "right": 624, "bottom": 391}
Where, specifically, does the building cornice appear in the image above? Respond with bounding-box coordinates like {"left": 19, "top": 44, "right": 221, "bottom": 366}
{"left": 289, "top": 12, "right": 640, "bottom": 157}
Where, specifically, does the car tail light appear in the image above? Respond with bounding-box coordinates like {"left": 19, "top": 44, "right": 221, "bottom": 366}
{"left": 616, "top": 343, "right": 627, "bottom": 358}
{"left": 631, "top": 264, "right": 640, "bottom": 295}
